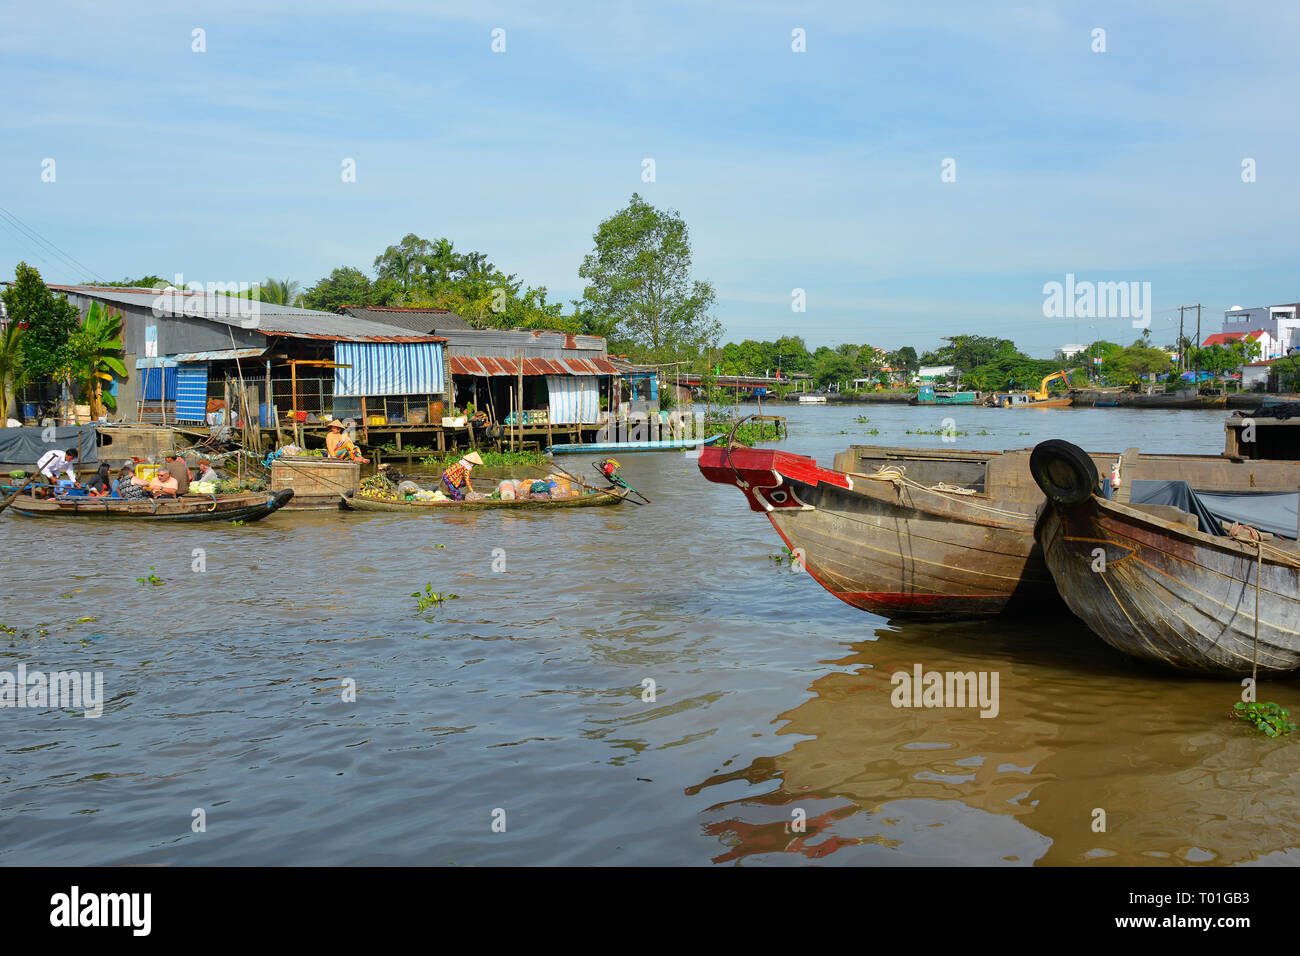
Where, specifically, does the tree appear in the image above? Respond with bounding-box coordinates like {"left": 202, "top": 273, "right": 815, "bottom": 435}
{"left": 1102, "top": 344, "right": 1173, "bottom": 383}
{"left": 69, "top": 301, "right": 127, "bottom": 418}
{"left": 578, "top": 193, "right": 721, "bottom": 360}
{"left": 920, "top": 335, "right": 1016, "bottom": 371}
{"left": 254, "top": 277, "right": 303, "bottom": 307}
{"left": 302, "top": 267, "right": 380, "bottom": 312}
{"left": 5, "top": 263, "right": 80, "bottom": 409}
{"left": 813, "top": 351, "right": 856, "bottom": 389}
{"left": 373, "top": 233, "right": 434, "bottom": 292}
{"left": 0, "top": 317, "right": 24, "bottom": 421}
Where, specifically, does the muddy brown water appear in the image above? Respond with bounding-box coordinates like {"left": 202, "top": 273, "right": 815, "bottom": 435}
{"left": 2, "top": 404, "right": 1296, "bottom": 865}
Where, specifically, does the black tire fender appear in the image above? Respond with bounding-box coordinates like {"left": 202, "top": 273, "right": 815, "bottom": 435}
{"left": 1030, "top": 439, "right": 1099, "bottom": 506}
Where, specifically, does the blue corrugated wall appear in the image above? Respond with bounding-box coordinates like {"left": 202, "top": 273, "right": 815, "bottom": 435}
{"left": 333, "top": 342, "right": 445, "bottom": 396}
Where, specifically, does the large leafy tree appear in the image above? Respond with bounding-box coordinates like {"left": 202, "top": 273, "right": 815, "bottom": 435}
{"left": 70, "top": 301, "right": 127, "bottom": 418}
{"left": 578, "top": 193, "right": 722, "bottom": 360}
{"left": 302, "top": 267, "right": 393, "bottom": 312}
{"left": 5, "top": 262, "right": 80, "bottom": 398}
{"left": 920, "top": 335, "right": 1017, "bottom": 371}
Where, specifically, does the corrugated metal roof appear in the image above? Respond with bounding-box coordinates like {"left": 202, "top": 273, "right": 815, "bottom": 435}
{"left": 343, "top": 306, "right": 473, "bottom": 332}
{"left": 437, "top": 328, "right": 606, "bottom": 353}
{"left": 449, "top": 356, "right": 617, "bottom": 376}
{"left": 51, "top": 285, "right": 447, "bottom": 344}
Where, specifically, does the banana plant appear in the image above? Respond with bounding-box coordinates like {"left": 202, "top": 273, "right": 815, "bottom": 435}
{"left": 0, "top": 318, "right": 23, "bottom": 422}
{"left": 72, "top": 301, "right": 126, "bottom": 419}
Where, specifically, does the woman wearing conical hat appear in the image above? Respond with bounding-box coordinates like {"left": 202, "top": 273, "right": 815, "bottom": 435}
{"left": 324, "top": 419, "right": 370, "bottom": 464}
{"left": 440, "top": 451, "right": 483, "bottom": 501}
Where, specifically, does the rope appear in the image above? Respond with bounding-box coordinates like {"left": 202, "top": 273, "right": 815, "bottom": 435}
{"left": 858, "top": 464, "right": 1032, "bottom": 520}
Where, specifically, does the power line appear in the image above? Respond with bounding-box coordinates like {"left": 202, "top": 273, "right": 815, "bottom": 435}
{"left": 0, "top": 204, "right": 105, "bottom": 283}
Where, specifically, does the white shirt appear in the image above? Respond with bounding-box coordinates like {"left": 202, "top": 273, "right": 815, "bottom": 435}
{"left": 36, "top": 450, "right": 77, "bottom": 481}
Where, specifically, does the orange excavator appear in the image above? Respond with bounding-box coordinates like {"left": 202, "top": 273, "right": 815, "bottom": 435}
{"left": 992, "top": 369, "right": 1074, "bottom": 407}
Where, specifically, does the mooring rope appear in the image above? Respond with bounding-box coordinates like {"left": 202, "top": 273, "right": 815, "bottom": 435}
{"left": 857, "top": 464, "right": 1032, "bottom": 521}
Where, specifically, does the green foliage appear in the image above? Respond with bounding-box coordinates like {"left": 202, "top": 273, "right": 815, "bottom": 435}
{"left": 578, "top": 193, "right": 722, "bottom": 362}
{"left": 91, "top": 275, "right": 168, "bottom": 288}
{"left": 254, "top": 277, "right": 303, "bottom": 307}
{"left": 70, "top": 301, "right": 126, "bottom": 418}
{"left": 5, "top": 263, "right": 80, "bottom": 384}
{"left": 136, "top": 567, "right": 164, "bottom": 586}
{"left": 301, "top": 266, "right": 389, "bottom": 312}
{"left": 1233, "top": 701, "right": 1297, "bottom": 738}
{"left": 412, "top": 583, "right": 459, "bottom": 611}
{"left": 303, "top": 234, "right": 571, "bottom": 331}
{"left": 1102, "top": 344, "right": 1173, "bottom": 383}
{"left": 0, "top": 317, "right": 24, "bottom": 421}
{"left": 920, "top": 335, "right": 1018, "bottom": 372}
{"left": 418, "top": 449, "right": 547, "bottom": 471}
{"left": 768, "top": 545, "right": 801, "bottom": 566}
{"left": 812, "top": 350, "right": 857, "bottom": 389}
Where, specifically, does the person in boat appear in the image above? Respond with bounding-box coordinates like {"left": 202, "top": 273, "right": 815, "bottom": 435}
{"left": 166, "top": 454, "right": 192, "bottom": 494}
{"left": 113, "top": 464, "right": 151, "bottom": 501}
{"left": 325, "top": 419, "right": 370, "bottom": 463}
{"left": 84, "top": 461, "right": 113, "bottom": 495}
{"left": 34, "top": 447, "right": 79, "bottom": 497}
{"left": 146, "top": 466, "right": 179, "bottom": 498}
{"left": 196, "top": 458, "right": 220, "bottom": 483}
{"left": 440, "top": 451, "right": 483, "bottom": 501}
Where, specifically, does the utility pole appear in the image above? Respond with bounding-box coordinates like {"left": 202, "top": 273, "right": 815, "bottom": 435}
{"left": 1195, "top": 304, "right": 1202, "bottom": 387}
{"left": 1178, "top": 306, "right": 1186, "bottom": 373}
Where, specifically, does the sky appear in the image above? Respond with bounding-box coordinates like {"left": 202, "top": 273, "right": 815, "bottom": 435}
{"left": 3, "top": 0, "right": 1298, "bottom": 358}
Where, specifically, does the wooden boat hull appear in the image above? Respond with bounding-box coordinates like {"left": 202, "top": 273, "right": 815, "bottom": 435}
{"left": 701, "top": 443, "right": 1300, "bottom": 621}
{"left": 341, "top": 487, "right": 628, "bottom": 512}
{"left": 6, "top": 489, "right": 295, "bottom": 522}
{"left": 1037, "top": 498, "right": 1300, "bottom": 675}
{"left": 1032, "top": 443, "right": 1300, "bottom": 675}
{"left": 548, "top": 434, "right": 724, "bottom": 454}
{"left": 699, "top": 445, "right": 1055, "bottom": 618}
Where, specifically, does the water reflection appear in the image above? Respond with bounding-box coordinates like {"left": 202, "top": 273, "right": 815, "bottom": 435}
{"left": 690, "top": 616, "right": 1300, "bottom": 865}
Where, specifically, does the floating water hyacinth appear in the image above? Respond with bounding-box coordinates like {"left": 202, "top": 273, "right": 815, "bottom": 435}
{"left": 1233, "top": 701, "right": 1297, "bottom": 738}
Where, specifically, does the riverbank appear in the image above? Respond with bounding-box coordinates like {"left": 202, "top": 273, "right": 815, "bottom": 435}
{"left": 773, "top": 390, "right": 1300, "bottom": 409}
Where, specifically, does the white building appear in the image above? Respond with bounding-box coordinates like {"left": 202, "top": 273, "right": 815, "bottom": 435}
{"left": 1055, "top": 344, "right": 1087, "bottom": 361}
{"left": 1221, "top": 304, "right": 1300, "bottom": 360}
{"left": 916, "top": 365, "right": 959, "bottom": 382}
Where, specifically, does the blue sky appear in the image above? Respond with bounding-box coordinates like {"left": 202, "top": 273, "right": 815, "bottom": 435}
{"left": 3, "top": 1, "right": 1298, "bottom": 357}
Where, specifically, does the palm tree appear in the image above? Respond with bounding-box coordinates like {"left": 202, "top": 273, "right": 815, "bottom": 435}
{"left": 255, "top": 277, "right": 303, "bottom": 307}
{"left": 73, "top": 302, "right": 127, "bottom": 419}
{"left": 0, "top": 318, "right": 24, "bottom": 422}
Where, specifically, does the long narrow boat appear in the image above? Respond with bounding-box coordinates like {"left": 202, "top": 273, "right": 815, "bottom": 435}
{"left": 1031, "top": 439, "right": 1300, "bottom": 676}
{"left": 547, "top": 435, "right": 724, "bottom": 454}
{"left": 6, "top": 489, "right": 295, "bottom": 522}
{"left": 341, "top": 486, "right": 629, "bottom": 512}
{"left": 698, "top": 427, "right": 1300, "bottom": 619}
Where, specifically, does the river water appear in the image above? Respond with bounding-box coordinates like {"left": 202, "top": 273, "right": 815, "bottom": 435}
{"left": 3, "top": 403, "right": 1297, "bottom": 866}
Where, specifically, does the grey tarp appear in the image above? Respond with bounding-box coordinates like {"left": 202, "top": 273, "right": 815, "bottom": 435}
{"left": 1131, "top": 479, "right": 1298, "bottom": 540}
{"left": 0, "top": 425, "right": 100, "bottom": 467}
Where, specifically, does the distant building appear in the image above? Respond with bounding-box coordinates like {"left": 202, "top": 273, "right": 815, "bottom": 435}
{"left": 917, "top": 364, "right": 959, "bottom": 382}
{"left": 1055, "top": 344, "right": 1087, "bottom": 361}
{"left": 1241, "top": 360, "right": 1275, "bottom": 390}
{"left": 1221, "top": 304, "right": 1300, "bottom": 359}
{"left": 1201, "top": 329, "right": 1274, "bottom": 358}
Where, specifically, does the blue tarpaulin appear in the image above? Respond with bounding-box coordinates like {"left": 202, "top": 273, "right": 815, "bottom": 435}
{"left": 333, "top": 343, "right": 445, "bottom": 397}
{"left": 1131, "top": 480, "right": 1298, "bottom": 540}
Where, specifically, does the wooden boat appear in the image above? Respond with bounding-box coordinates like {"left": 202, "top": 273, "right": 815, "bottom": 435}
{"left": 910, "top": 386, "right": 980, "bottom": 405}
{"left": 699, "top": 431, "right": 1300, "bottom": 619}
{"left": 1031, "top": 439, "right": 1300, "bottom": 676}
{"left": 548, "top": 434, "right": 724, "bottom": 454}
{"left": 341, "top": 486, "right": 629, "bottom": 512}
{"left": 6, "top": 489, "right": 295, "bottom": 522}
